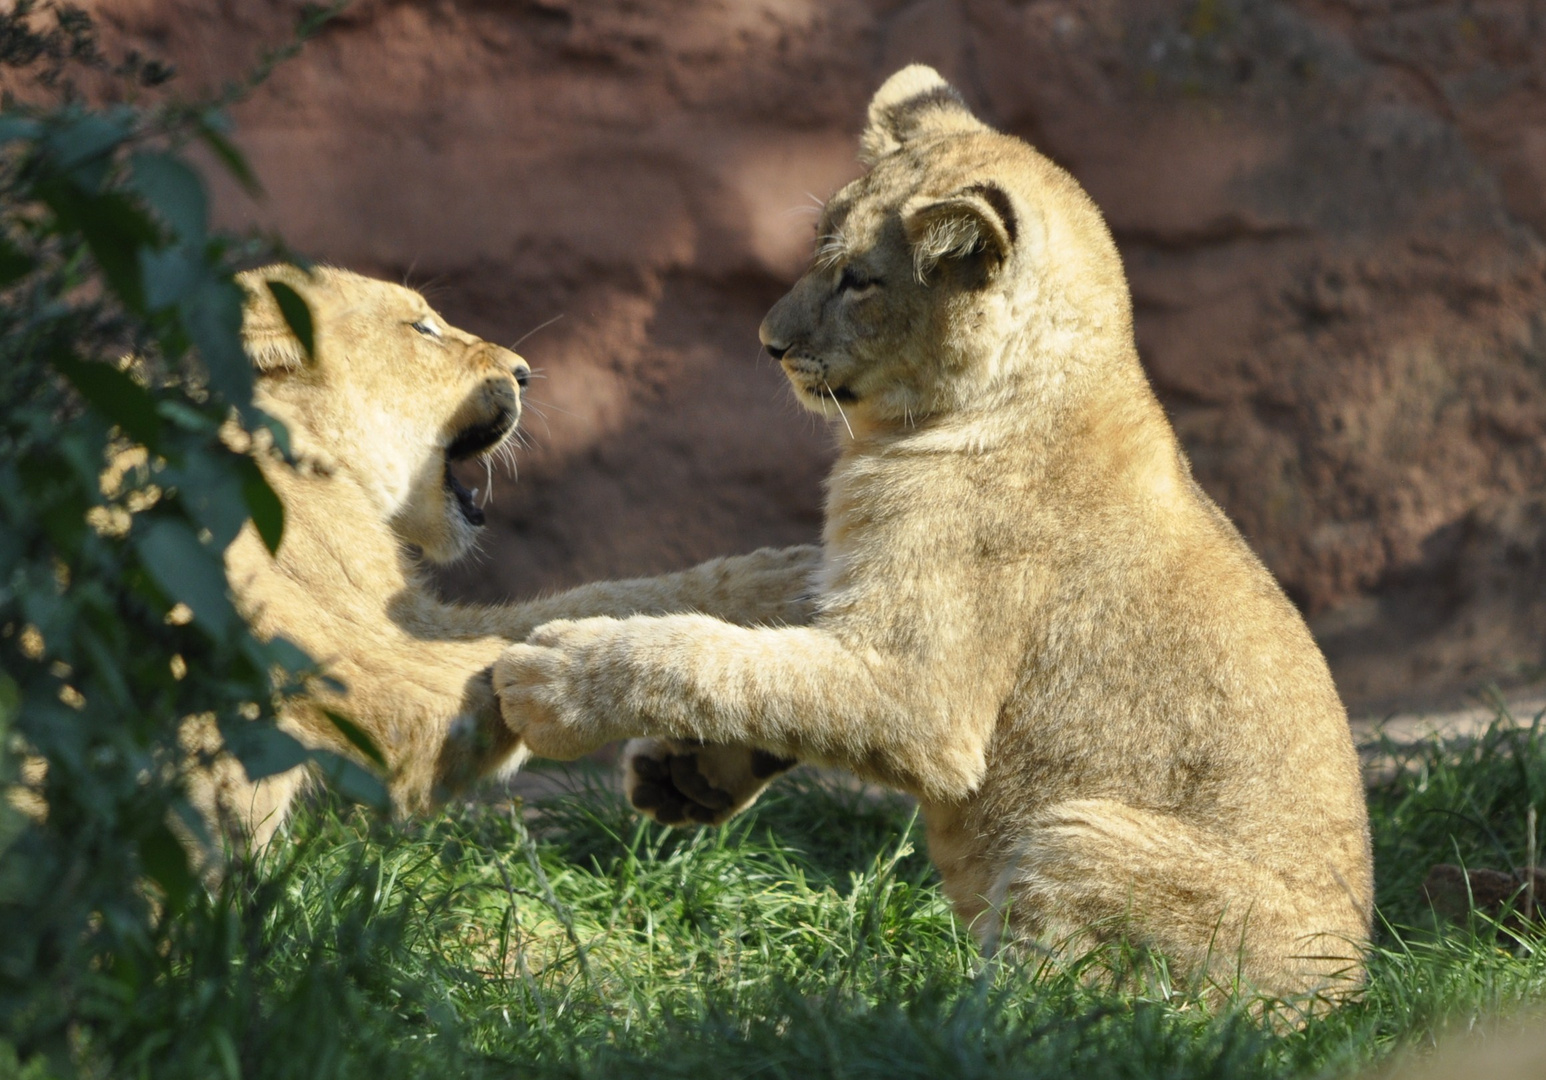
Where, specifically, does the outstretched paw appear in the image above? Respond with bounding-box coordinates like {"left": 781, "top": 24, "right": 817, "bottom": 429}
{"left": 491, "top": 637, "right": 599, "bottom": 761}
{"left": 621, "top": 738, "right": 797, "bottom": 826}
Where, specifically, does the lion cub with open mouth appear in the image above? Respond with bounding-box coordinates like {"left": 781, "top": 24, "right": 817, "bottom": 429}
{"left": 494, "top": 66, "right": 1372, "bottom": 1004}
{"left": 193, "top": 266, "right": 818, "bottom": 856}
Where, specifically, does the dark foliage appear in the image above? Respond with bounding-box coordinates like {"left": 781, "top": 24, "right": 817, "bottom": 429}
{"left": 0, "top": 5, "right": 377, "bottom": 1075}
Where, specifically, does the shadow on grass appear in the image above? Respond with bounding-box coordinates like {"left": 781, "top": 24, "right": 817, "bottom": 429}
{"left": 546, "top": 978, "right": 1281, "bottom": 1080}
{"left": 529, "top": 767, "right": 935, "bottom": 889}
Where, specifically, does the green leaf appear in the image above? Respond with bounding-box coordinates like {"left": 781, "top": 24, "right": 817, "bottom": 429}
{"left": 195, "top": 116, "right": 261, "bottom": 197}
{"left": 211, "top": 1030, "right": 241, "bottom": 1080}
{"left": 138, "top": 821, "right": 196, "bottom": 908}
{"left": 0, "top": 673, "right": 17, "bottom": 732}
{"left": 134, "top": 518, "right": 239, "bottom": 637}
{"left": 52, "top": 353, "right": 162, "bottom": 451}
{"left": 129, "top": 152, "right": 208, "bottom": 241}
{"left": 0, "top": 237, "right": 33, "bottom": 288}
{"left": 76, "top": 624, "right": 131, "bottom": 711}
{"left": 0, "top": 116, "right": 42, "bottom": 145}
{"left": 155, "top": 398, "right": 217, "bottom": 433}
{"left": 162, "top": 452, "right": 249, "bottom": 551}
{"left": 238, "top": 455, "right": 284, "bottom": 555}
{"left": 0, "top": 673, "right": 17, "bottom": 829}
{"left": 323, "top": 709, "right": 387, "bottom": 769}
{"left": 0, "top": 815, "right": 26, "bottom": 883}
{"left": 313, "top": 750, "right": 390, "bottom": 811}
{"left": 248, "top": 409, "right": 293, "bottom": 460}
{"left": 139, "top": 244, "right": 202, "bottom": 312}
{"left": 264, "top": 279, "right": 314, "bottom": 361}
{"left": 221, "top": 721, "right": 308, "bottom": 782}
{"left": 264, "top": 635, "right": 315, "bottom": 678}
{"left": 37, "top": 180, "right": 157, "bottom": 312}
{"left": 43, "top": 110, "right": 134, "bottom": 188}
{"left": 180, "top": 277, "right": 252, "bottom": 407}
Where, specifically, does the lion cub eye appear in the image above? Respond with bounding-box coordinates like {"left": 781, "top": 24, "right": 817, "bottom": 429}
{"left": 410, "top": 319, "right": 443, "bottom": 339}
{"left": 837, "top": 266, "right": 880, "bottom": 294}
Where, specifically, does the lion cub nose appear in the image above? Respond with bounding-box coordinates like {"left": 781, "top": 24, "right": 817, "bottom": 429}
{"left": 508, "top": 354, "right": 531, "bottom": 390}
{"left": 758, "top": 316, "right": 790, "bottom": 360}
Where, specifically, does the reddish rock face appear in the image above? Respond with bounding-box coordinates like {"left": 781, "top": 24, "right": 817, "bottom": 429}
{"left": 77, "top": 0, "right": 1546, "bottom": 711}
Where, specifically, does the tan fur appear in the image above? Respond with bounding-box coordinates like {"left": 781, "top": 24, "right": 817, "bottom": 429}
{"left": 204, "top": 265, "right": 819, "bottom": 853}
{"left": 494, "top": 67, "right": 1372, "bottom": 1003}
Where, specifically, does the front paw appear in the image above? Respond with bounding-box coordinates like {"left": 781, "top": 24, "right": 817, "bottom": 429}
{"left": 743, "top": 545, "right": 823, "bottom": 624}
{"left": 492, "top": 642, "right": 597, "bottom": 761}
{"left": 433, "top": 666, "right": 526, "bottom": 797}
{"left": 621, "top": 738, "right": 796, "bottom": 826}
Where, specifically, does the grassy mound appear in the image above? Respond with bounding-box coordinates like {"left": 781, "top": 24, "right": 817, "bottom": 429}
{"left": 86, "top": 715, "right": 1542, "bottom": 1080}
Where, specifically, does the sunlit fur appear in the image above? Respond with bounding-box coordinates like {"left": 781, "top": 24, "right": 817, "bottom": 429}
{"left": 202, "top": 266, "right": 819, "bottom": 856}
{"left": 495, "top": 67, "right": 1373, "bottom": 1005}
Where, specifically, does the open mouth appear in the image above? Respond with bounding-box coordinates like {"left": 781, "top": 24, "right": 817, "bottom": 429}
{"left": 447, "top": 411, "right": 516, "bottom": 461}
{"left": 443, "top": 409, "right": 517, "bottom": 527}
{"left": 444, "top": 465, "right": 485, "bottom": 526}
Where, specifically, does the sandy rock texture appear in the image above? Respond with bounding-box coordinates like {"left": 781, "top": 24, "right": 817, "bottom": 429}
{"left": 81, "top": 0, "right": 1546, "bottom": 711}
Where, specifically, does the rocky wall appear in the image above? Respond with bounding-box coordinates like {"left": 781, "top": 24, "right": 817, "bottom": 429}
{"left": 80, "top": 0, "right": 1546, "bottom": 710}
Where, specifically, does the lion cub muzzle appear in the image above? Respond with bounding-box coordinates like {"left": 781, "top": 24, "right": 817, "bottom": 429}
{"left": 445, "top": 380, "right": 520, "bottom": 460}
{"left": 444, "top": 345, "right": 526, "bottom": 454}
{"left": 441, "top": 346, "right": 527, "bottom": 528}
{"left": 761, "top": 336, "right": 851, "bottom": 404}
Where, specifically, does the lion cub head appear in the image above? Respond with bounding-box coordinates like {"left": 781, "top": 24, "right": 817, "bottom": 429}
{"left": 238, "top": 265, "right": 529, "bottom": 562}
{"left": 761, "top": 65, "right": 1132, "bottom": 432}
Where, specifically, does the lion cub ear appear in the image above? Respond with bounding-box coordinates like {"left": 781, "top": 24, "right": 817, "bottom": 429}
{"left": 903, "top": 182, "right": 1022, "bottom": 284}
{"left": 860, "top": 65, "right": 987, "bottom": 165}
{"left": 236, "top": 267, "right": 311, "bottom": 373}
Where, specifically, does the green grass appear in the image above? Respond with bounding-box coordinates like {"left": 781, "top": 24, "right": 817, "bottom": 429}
{"left": 47, "top": 716, "right": 1546, "bottom": 1079}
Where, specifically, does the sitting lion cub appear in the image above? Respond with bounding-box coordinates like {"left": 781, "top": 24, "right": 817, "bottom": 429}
{"left": 198, "top": 265, "right": 816, "bottom": 853}
{"left": 493, "top": 67, "right": 1372, "bottom": 1001}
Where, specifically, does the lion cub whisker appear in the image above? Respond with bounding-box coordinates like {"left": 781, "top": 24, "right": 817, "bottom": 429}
{"left": 509, "top": 313, "right": 565, "bottom": 352}
{"left": 823, "top": 380, "right": 856, "bottom": 439}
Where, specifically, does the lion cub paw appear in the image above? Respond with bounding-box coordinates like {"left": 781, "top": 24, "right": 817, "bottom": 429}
{"left": 621, "top": 738, "right": 796, "bottom": 826}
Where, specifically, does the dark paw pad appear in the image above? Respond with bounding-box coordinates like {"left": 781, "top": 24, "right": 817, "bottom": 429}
{"left": 668, "top": 753, "right": 734, "bottom": 811}
{"left": 750, "top": 749, "right": 798, "bottom": 779}
{"left": 630, "top": 780, "right": 690, "bottom": 825}
{"left": 631, "top": 754, "right": 670, "bottom": 785}
{"left": 686, "top": 801, "right": 724, "bottom": 824}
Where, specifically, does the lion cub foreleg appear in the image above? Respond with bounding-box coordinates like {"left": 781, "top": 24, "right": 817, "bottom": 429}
{"left": 494, "top": 615, "right": 988, "bottom": 803}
